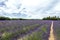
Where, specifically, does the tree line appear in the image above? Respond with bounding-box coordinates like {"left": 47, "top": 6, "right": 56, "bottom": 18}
{"left": 42, "top": 16, "right": 60, "bottom": 20}
{"left": 0, "top": 16, "right": 26, "bottom": 20}
{"left": 0, "top": 16, "right": 60, "bottom": 20}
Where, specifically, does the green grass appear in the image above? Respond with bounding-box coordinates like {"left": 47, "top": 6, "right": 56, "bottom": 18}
{"left": 24, "top": 32, "right": 42, "bottom": 40}
{"left": 22, "top": 25, "right": 48, "bottom": 40}
{"left": 1, "top": 32, "right": 13, "bottom": 40}
{"left": 56, "top": 29, "right": 60, "bottom": 40}
{"left": 41, "top": 25, "right": 47, "bottom": 32}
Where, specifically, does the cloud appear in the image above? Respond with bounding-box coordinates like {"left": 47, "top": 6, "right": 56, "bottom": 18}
{"left": 36, "top": 0, "right": 59, "bottom": 12}
{"left": 0, "top": 0, "right": 60, "bottom": 19}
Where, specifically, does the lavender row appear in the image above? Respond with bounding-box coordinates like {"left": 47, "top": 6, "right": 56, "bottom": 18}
{"left": 53, "top": 21, "right": 60, "bottom": 40}
{"left": 21, "top": 21, "right": 51, "bottom": 40}
{"left": 0, "top": 20, "right": 51, "bottom": 40}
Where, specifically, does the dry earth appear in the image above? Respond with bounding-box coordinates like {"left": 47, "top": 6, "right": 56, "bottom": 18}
{"left": 49, "top": 21, "right": 55, "bottom": 40}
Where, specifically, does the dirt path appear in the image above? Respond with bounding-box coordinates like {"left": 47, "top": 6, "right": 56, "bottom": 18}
{"left": 49, "top": 21, "right": 55, "bottom": 40}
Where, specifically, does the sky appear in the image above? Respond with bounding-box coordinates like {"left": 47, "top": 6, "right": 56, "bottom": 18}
{"left": 0, "top": 0, "right": 60, "bottom": 19}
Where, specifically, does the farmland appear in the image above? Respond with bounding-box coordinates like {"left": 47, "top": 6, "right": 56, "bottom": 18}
{"left": 0, "top": 20, "right": 60, "bottom": 40}
{"left": 53, "top": 21, "right": 60, "bottom": 40}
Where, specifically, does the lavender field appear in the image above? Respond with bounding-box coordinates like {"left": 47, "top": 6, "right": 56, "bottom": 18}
{"left": 53, "top": 21, "right": 60, "bottom": 40}
{"left": 0, "top": 20, "right": 59, "bottom": 40}
{"left": 0, "top": 0, "right": 60, "bottom": 40}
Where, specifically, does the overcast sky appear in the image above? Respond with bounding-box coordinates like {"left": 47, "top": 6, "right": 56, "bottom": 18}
{"left": 0, "top": 0, "right": 60, "bottom": 19}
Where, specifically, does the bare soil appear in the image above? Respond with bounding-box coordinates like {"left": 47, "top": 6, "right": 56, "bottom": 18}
{"left": 49, "top": 21, "right": 55, "bottom": 40}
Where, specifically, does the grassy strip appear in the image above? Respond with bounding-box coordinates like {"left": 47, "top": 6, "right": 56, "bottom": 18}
{"left": 0, "top": 24, "right": 39, "bottom": 40}
{"left": 21, "top": 25, "right": 48, "bottom": 40}
{"left": 1, "top": 32, "right": 13, "bottom": 40}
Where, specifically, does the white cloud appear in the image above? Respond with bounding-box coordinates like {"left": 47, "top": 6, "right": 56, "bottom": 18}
{"left": 53, "top": 2, "right": 60, "bottom": 11}
{"left": 0, "top": 0, "right": 60, "bottom": 19}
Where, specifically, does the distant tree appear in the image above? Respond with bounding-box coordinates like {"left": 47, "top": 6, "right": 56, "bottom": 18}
{"left": 0, "top": 16, "right": 27, "bottom": 20}
{"left": 42, "top": 16, "right": 60, "bottom": 20}
{"left": 0, "top": 16, "right": 11, "bottom": 20}
{"left": 19, "top": 18, "right": 26, "bottom": 20}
